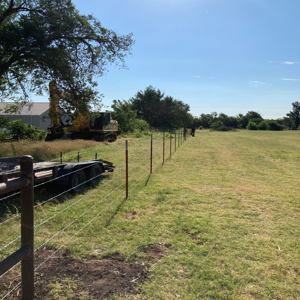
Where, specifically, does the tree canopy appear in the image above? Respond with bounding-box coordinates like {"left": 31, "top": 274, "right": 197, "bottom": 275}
{"left": 0, "top": 0, "right": 134, "bottom": 114}
{"left": 286, "top": 101, "right": 300, "bottom": 128}
{"left": 111, "top": 86, "right": 193, "bottom": 131}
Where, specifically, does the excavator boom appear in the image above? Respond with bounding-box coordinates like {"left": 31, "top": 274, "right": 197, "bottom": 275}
{"left": 45, "top": 81, "right": 118, "bottom": 142}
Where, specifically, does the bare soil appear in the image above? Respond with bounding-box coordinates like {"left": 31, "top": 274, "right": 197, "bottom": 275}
{"left": 0, "top": 244, "right": 170, "bottom": 299}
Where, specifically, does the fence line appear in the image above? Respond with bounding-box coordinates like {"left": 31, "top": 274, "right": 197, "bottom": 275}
{"left": 0, "top": 128, "right": 191, "bottom": 299}
{"left": 0, "top": 153, "right": 154, "bottom": 252}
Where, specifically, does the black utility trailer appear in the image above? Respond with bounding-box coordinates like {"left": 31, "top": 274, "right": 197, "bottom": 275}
{"left": 0, "top": 159, "right": 115, "bottom": 193}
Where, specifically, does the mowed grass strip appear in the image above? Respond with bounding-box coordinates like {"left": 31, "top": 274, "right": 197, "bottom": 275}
{"left": 2, "top": 130, "right": 300, "bottom": 299}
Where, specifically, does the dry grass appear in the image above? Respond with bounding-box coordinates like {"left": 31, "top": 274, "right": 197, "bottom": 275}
{"left": 0, "top": 139, "right": 100, "bottom": 161}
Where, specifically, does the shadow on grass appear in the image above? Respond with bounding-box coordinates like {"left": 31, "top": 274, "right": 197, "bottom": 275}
{"left": 144, "top": 174, "right": 151, "bottom": 186}
{"left": 104, "top": 196, "right": 127, "bottom": 228}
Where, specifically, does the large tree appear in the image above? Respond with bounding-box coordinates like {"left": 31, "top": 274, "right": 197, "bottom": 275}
{"left": 130, "top": 86, "right": 165, "bottom": 127}
{"left": 0, "top": 0, "right": 134, "bottom": 114}
{"left": 286, "top": 101, "right": 300, "bottom": 128}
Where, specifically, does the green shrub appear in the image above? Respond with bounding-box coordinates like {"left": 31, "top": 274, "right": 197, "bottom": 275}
{"left": 211, "top": 121, "right": 224, "bottom": 130}
{"left": 134, "top": 130, "right": 143, "bottom": 138}
{"left": 249, "top": 118, "right": 264, "bottom": 125}
{"left": 0, "top": 131, "right": 9, "bottom": 142}
{"left": 247, "top": 122, "right": 258, "bottom": 130}
{"left": 199, "top": 126, "right": 203, "bottom": 130}
{"left": 0, "top": 116, "right": 10, "bottom": 127}
{"left": 143, "top": 131, "right": 151, "bottom": 136}
{"left": 133, "top": 119, "right": 149, "bottom": 131}
{"left": 268, "top": 121, "right": 284, "bottom": 131}
{"left": 4, "top": 119, "right": 47, "bottom": 140}
{"left": 258, "top": 121, "right": 269, "bottom": 130}
{"left": 165, "top": 132, "right": 170, "bottom": 138}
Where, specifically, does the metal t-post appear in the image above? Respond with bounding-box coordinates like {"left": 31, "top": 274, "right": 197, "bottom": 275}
{"left": 150, "top": 134, "right": 153, "bottom": 174}
{"left": 163, "top": 132, "right": 165, "bottom": 164}
{"left": 170, "top": 133, "right": 172, "bottom": 159}
{"left": 126, "top": 141, "right": 128, "bottom": 198}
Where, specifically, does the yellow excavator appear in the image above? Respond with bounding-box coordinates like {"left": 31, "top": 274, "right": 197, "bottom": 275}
{"left": 45, "top": 81, "right": 118, "bottom": 142}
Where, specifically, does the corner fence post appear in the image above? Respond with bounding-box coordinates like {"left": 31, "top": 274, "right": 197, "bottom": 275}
{"left": 126, "top": 140, "right": 128, "bottom": 198}
{"left": 60, "top": 152, "right": 62, "bottom": 164}
{"left": 20, "top": 155, "right": 34, "bottom": 300}
{"left": 170, "top": 132, "right": 172, "bottom": 159}
{"left": 163, "top": 132, "right": 165, "bottom": 164}
{"left": 78, "top": 152, "right": 79, "bottom": 162}
{"left": 150, "top": 134, "right": 153, "bottom": 174}
{"left": 175, "top": 131, "right": 176, "bottom": 152}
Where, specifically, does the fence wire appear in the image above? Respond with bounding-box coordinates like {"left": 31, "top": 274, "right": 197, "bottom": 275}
{"left": 0, "top": 131, "right": 189, "bottom": 299}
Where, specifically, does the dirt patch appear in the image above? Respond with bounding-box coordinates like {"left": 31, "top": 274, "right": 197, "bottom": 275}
{"left": 123, "top": 211, "right": 139, "bottom": 220}
{"left": 0, "top": 245, "right": 170, "bottom": 299}
{"left": 142, "top": 244, "right": 171, "bottom": 260}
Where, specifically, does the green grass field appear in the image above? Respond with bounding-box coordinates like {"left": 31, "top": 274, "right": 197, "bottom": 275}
{"left": 1, "top": 130, "right": 300, "bottom": 299}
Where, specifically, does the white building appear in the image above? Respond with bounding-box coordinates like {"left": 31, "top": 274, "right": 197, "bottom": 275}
{"left": 0, "top": 102, "right": 70, "bottom": 130}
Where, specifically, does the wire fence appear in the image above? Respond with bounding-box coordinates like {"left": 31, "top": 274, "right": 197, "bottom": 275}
{"left": 0, "top": 128, "right": 191, "bottom": 299}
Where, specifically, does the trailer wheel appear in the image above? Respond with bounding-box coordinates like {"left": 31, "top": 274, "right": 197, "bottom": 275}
{"left": 88, "top": 164, "right": 102, "bottom": 185}
{"left": 68, "top": 169, "right": 86, "bottom": 192}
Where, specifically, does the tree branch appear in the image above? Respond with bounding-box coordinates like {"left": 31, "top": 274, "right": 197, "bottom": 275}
{"left": 0, "top": 0, "right": 45, "bottom": 24}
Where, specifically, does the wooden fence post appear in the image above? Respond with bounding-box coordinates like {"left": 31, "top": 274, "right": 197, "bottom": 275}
{"left": 20, "top": 155, "right": 34, "bottom": 300}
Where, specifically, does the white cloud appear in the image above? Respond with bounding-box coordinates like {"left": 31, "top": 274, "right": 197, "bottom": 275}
{"left": 282, "top": 61, "right": 298, "bottom": 65}
{"left": 282, "top": 78, "right": 300, "bottom": 81}
{"left": 267, "top": 61, "right": 298, "bottom": 65}
{"left": 248, "top": 81, "right": 272, "bottom": 88}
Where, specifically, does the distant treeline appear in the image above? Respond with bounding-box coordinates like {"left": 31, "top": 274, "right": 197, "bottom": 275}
{"left": 193, "top": 102, "right": 300, "bottom": 131}
{"left": 111, "top": 85, "right": 300, "bottom": 133}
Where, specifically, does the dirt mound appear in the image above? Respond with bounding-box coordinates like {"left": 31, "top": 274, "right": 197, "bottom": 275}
{"left": 0, "top": 244, "right": 170, "bottom": 299}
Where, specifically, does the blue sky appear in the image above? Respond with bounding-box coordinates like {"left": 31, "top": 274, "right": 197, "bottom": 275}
{"left": 55, "top": 0, "right": 300, "bottom": 118}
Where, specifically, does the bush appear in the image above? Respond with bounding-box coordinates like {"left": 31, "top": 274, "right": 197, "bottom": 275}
{"left": 0, "top": 116, "right": 10, "bottom": 127}
{"left": 211, "top": 121, "right": 224, "bottom": 130}
{"left": 134, "top": 130, "right": 143, "bottom": 138}
{"left": 249, "top": 118, "right": 264, "bottom": 125}
{"left": 258, "top": 121, "right": 269, "bottom": 130}
{"left": 133, "top": 119, "right": 149, "bottom": 131}
{"left": 247, "top": 122, "right": 258, "bottom": 130}
{"left": 2, "top": 119, "right": 47, "bottom": 141}
{"left": 268, "top": 121, "right": 284, "bottom": 131}
{"left": 199, "top": 126, "right": 203, "bottom": 130}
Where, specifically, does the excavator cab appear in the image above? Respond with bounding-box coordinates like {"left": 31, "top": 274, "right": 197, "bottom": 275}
{"left": 90, "top": 113, "right": 110, "bottom": 130}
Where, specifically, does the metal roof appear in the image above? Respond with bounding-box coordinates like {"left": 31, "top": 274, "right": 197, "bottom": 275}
{"left": 0, "top": 102, "right": 49, "bottom": 116}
